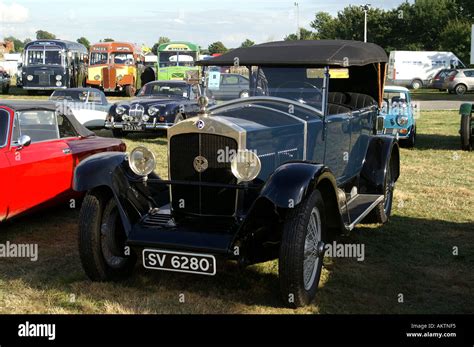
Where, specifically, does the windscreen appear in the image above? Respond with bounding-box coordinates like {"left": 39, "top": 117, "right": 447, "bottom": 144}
{"left": 50, "top": 90, "right": 88, "bottom": 102}
{"left": 0, "top": 110, "right": 8, "bottom": 147}
{"left": 90, "top": 52, "right": 108, "bottom": 65}
{"left": 159, "top": 52, "right": 197, "bottom": 67}
{"left": 255, "top": 67, "right": 325, "bottom": 112}
{"left": 138, "top": 83, "right": 189, "bottom": 98}
{"left": 26, "top": 46, "right": 63, "bottom": 66}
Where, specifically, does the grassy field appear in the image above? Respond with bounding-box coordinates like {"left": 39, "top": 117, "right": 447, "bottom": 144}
{"left": 0, "top": 110, "right": 473, "bottom": 314}
{"left": 411, "top": 88, "right": 473, "bottom": 101}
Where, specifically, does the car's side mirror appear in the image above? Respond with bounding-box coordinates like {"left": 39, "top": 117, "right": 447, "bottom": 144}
{"left": 17, "top": 135, "right": 32, "bottom": 149}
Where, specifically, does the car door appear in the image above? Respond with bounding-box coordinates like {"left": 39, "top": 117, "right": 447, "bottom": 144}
{"left": 0, "top": 108, "right": 12, "bottom": 221}
{"left": 4, "top": 109, "right": 74, "bottom": 218}
{"left": 464, "top": 70, "right": 474, "bottom": 90}
{"left": 324, "top": 111, "right": 352, "bottom": 183}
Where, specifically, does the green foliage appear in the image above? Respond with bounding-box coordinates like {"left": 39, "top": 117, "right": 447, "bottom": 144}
{"left": 76, "top": 37, "right": 90, "bottom": 50}
{"left": 151, "top": 37, "right": 171, "bottom": 55}
{"left": 290, "top": 0, "right": 472, "bottom": 64}
{"left": 284, "top": 28, "right": 317, "bottom": 41}
{"left": 36, "top": 30, "right": 56, "bottom": 40}
{"left": 208, "top": 41, "right": 228, "bottom": 54}
{"left": 102, "top": 38, "right": 114, "bottom": 42}
{"left": 3, "top": 36, "right": 31, "bottom": 53}
{"left": 240, "top": 39, "right": 255, "bottom": 48}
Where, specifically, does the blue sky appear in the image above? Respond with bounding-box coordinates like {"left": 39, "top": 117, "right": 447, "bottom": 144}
{"left": 0, "top": 0, "right": 408, "bottom": 48}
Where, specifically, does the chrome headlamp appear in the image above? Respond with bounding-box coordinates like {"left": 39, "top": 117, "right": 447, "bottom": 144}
{"left": 396, "top": 114, "right": 409, "bottom": 126}
{"left": 231, "top": 150, "right": 261, "bottom": 182}
{"left": 116, "top": 105, "right": 126, "bottom": 115}
{"left": 129, "top": 147, "right": 156, "bottom": 176}
{"left": 56, "top": 75, "right": 62, "bottom": 81}
{"left": 148, "top": 106, "right": 159, "bottom": 116}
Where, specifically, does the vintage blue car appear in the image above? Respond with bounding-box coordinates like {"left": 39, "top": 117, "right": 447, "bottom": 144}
{"left": 73, "top": 40, "right": 400, "bottom": 308}
{"left": 105, "top": 80, "right": 212, "bottom": 137}
{"left": 379, "top": 86, "right": 417, "bottom": 147}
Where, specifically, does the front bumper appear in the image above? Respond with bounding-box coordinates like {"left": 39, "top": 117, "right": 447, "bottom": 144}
{"left": 105, "top": 121, "right": 174, "bottom": 130}
{"left": 379, "top": 127, "right": 411, "bottom": 139}
{"left": 23, "top": 86, "right": 67, "bottom": 90}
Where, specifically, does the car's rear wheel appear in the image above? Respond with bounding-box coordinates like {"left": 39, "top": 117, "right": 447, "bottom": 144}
{"left": 363, "top": 158, "right": 395, "bottom": 224}
{"left": 279, "top": 190, "right": 326, "bottom": 308}
{"left": 460, "top": 114, "right": 472, "bottom": 151}
{"left": 79, "top": 190, "right": 136, "bottom": 281}
{"left": 410, "top": 79, "right": 422, "bottom": 90}
{"left": 455, "top": 84, "right": 467, "bottom": 96}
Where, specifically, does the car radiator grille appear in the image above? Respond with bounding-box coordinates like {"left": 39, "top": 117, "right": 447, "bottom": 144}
{"left": 169, "top": 133, "right": 238, "bottom": 216}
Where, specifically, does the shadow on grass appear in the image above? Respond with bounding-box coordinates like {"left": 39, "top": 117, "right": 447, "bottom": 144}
{"left": 414, "top": 133, "right": 460, "bottom": 151}
{"left": 1, "top": 207, "right": 473, "bottom": 313}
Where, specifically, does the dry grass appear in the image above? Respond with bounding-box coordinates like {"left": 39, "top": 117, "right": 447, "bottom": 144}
{"left": 0, "top": 110, "right": 473, "bottom": 314}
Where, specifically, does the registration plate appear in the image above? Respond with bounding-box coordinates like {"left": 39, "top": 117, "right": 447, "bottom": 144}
{"left": 123, "top": 124, "right": 144, "bottom": 131}
{"left": 143, "top": 249, "right": 216, "bottom": 276}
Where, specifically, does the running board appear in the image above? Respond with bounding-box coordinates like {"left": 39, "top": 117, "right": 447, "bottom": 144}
{"left": 342, "top": 194, "right": 384, "bottom": 231}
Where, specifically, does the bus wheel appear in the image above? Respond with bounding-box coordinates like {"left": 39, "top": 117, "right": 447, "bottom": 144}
{"left": 124, "top": 85, "right": 135, "bottom": 97}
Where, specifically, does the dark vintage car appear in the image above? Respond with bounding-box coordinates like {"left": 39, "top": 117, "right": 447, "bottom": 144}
{"left": 0, "top": 101, "right": 125, "bottom": 222}
{"left": 459, "top": 103, "right": 474, "bottom": 151}
{"left": 74, "top": 40, "right": 400, "bottom": 308}
{"left": 105, "top": 80, "right": 212, "bottom": 137}
{"left": 0, "top": 68, "right": 10, "bottom": 94}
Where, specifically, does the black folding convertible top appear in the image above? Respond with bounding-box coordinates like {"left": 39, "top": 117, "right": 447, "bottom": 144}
{"left": 0, "top": 100, "right": 94, "bottom": 138}
{"left": 197, "top": 40, "right": 388, "bottom": 67}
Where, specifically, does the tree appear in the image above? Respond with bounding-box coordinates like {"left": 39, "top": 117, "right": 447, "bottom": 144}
{"left": 77, "top": 37, "right": 90, "bottom": 50}
{"left": 284, "top": 28, "right": 317, "bottom": 41}
{"left": 310, "top": 12, "right": 337, "bottom": 39}
{"left": 240, "top": 39, "right": 255, "bottom": 48}
{"left": 36, "top": 30, "right": 56, "bottom": 40}
{"left": 151, "top": 37, "right": 171, "bottom": 55}
{"left": 102, "top": 38, "right": 114, "bottom": 42}
{"left": 455, "top": 0, "right": 474, "bottom": 20}
{"left": 439, "top": 19, "right": 471, "bottom": 64}
{"left": 208, "top": 41, "right": 228, "bottom": 54}
{"left": 3, "top": 36, "right": 28, "bottom": 53}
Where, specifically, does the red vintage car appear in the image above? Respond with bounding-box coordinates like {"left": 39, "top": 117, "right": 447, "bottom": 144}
{"left": 0, "top": 101, "right": 126, "bottom": 222}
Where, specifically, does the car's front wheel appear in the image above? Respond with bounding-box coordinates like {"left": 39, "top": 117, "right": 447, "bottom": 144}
{"left": 279, "top": 190, "right": 326, "bottom": 308}
{"left": 364, "top": 158, "right": 395, "bottom": 224}
{"left": 400, "top": 126, "right": 416, "bottom": 148}
{"left": 112, "top": 129, "right": 127, "bottom": 138}
{"left": 460, "top": 114, "right": 472, "bottom": 151}
{"left": 78, "top": 190, "right": 137, "bottom": 281}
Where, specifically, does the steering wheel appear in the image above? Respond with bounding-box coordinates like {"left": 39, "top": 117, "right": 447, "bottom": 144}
{"left": 274, "top": 81, "right": 321, "bottom": 102}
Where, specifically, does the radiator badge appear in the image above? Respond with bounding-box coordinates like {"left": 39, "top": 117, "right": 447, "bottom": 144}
{"left": 193, "top": 155, "right": 208, "bottom": 173}
{"left": 196, "top": 119, "right": 205, "bottom": 129}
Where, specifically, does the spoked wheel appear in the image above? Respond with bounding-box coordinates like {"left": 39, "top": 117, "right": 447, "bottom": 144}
{"left": 279, "top": 190, "right": 326, "bottom": 308}
{"left": 78, "top": 190, "right": 136, "bottom": 281}
{"left": 363, "top": 159, "right": 395, "bottom": 224}
{"left": 455, "top": 84, "right": 467, "bottom": 96}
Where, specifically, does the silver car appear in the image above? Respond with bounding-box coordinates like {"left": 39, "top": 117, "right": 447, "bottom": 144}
{"left": 447, "top": 69, "right": 474, "bottom": 95}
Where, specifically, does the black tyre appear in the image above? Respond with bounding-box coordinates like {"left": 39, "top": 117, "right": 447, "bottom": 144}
{"left": 399, "top": 126, "right": 416, "bottom": 148}
{"left": 410, "top": 79, "right": 422, "bottom": 90}
{"left": 455, "top": 84, "right": 467, "bottom": 96}
{"left": 78, "top": 190, "right": 136, "bottom": 281}
{"left": 363, "top": 158, "right": 395, "bottom": 224}
{"left": 460, "top": 114, "right": 472, "bottom": 151}
{"left": 174, "top": 113, "right": 185, "bottom": 124}
{"left": 124, "top": 85, "right": 135, "bottom": 97}
{"left": 279, "top": 190, "right": 326, "bottom": 308}
{"left": 112, "top": 129, "right": 126, "bottom": 138}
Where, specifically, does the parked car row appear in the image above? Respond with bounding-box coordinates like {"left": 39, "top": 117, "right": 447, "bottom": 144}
{"left": 429, "top": 68, "right": 474, "bottom": 95}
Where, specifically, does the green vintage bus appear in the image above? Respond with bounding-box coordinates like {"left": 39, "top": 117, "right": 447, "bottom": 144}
{"left": 156, "top": 41, "right": 200, "bottom": 80}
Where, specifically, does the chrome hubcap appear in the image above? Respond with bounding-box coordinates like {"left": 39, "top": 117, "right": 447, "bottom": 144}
{"left": 303, "top": 207, "right": 322, "bottom": 290}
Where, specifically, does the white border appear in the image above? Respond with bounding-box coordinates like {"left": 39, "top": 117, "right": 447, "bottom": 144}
{"left": 142, "top": 248, "right": 217, "bottom": 276}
